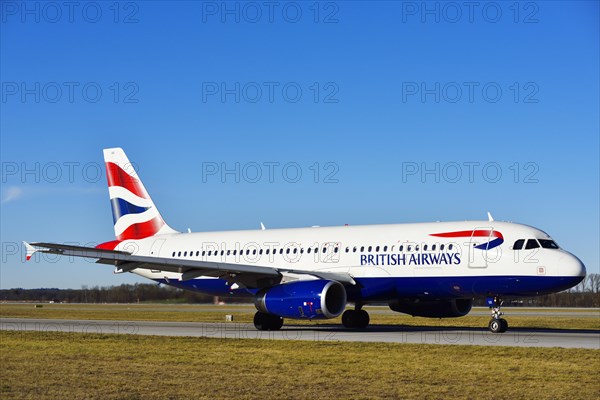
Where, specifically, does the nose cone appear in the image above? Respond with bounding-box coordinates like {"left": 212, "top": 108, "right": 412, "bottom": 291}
{"left": 559, "top": 253, "right": 586, "bottom": 278}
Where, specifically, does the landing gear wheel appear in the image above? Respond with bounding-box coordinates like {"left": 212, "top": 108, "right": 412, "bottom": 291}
{"left": 253, "top": 312, "right": 283, "bottom": 331}
{"left": 342, "top": 310, "right": 353, "bottom": 327}
{"left": 357, "top": 309, "right": 370, "bottom": 328}
{"left": 342, "top": 309, "right": 370, "bottom": 329}
{"left": 489, "top": 319, "right": 502, "bottom": 333}
{"left": 487, "top": 296, "right": 509, "bottom": 333}
{"left": 499, "top": 318, "right": 508, "bottom": 333}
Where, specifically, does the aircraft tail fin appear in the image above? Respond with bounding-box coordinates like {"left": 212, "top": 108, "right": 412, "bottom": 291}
{"left": 103, "top": 148, "right": 178, "bottom": 240}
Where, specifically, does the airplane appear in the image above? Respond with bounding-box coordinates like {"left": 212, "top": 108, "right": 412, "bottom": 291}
{"left": 24, "top": 148, "right": 586, "bottom": 333}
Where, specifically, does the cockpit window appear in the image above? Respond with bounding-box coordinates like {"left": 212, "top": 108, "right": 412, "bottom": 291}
{"left": 525, "top": 239, "right": 540, "bottom": 249}
{"left": 513, "top": 239, "right": 525, "bottom": 250}
{"left": 538, "top": 239, "right": 559, "bottom": 249}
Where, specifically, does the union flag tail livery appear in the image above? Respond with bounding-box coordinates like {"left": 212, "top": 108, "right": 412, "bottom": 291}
{"left": 25, "top": 147, "right": 586, "bottom": 334}
{"left": 104, "top": 148, "right": 177, "bottom": 241}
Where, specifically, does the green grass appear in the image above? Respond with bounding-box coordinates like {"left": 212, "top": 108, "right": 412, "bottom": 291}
{"left": 0, "top": 330, "right": 598, "bottom": 400}
{"left": 1, "top": 303, "right": 599, "bottom": 331}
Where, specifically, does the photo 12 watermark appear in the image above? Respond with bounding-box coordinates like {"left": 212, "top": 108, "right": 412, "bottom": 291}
{"left": 401, "top": 82, "right": 539, "bottom": 104}
{"left": 201, "top": 81, "right": 340, "bottom": 104}
{"left": 201, "top": 1, "right": 340, "bottom": 24}
{"left": 401, "top": 161, "right": 540, "bottom": 184}
{"left": 1, "top": 82, "right": 140, "bottom": 104}
{"left": 201, "top": 161, "right": 340, "bottom": 183}
{"left": 1, "top": 1, "right": 140, "bottom": 24}
{"left": 400, "top": 1, "right": 539, "bottom": 24}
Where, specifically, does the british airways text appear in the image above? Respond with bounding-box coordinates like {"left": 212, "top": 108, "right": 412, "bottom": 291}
{"left": 360, "top": 252, "right": 461, "bottom": 266}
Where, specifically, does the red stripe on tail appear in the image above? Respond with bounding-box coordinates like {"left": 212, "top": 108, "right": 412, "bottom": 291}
{"left": 105, "top": 162, "right": 148, "bottom": 199}
{"left": 117, "top": 216, "right": 164, "bottom": 241}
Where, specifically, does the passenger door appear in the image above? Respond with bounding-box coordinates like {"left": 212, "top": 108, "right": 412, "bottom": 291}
{"left": 467, "top": 227, "right": 493, "bottom": 268}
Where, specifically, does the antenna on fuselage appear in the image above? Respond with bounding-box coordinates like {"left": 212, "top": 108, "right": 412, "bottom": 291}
{"left": 487, "top": 212, "right": 494, "bottom": 222}
{"left": 260, "top": 222, "right": 266, "bottom": 230}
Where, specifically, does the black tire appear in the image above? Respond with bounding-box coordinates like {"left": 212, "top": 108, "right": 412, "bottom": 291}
{"left": 357, "top": 309, "right": 370, "bottom": 329}
{"left": 254, "top": 312, "right": 283, "bottom": 331}
{"left": 254, "top": 312, "right": 269, "bottom": 330}
{"left": 499, "top": 318, "right": 508, "bottom": 333}
{"left": 489, "top": 319, "right": 502, "bottom": 333}
{"left": 342, "top": 310, "right": 356, "bottom": 328}
{"left": 342, "top": 310, "right": 370, "bottom": 329}
{"left": 270, "top": 315, "right": 284, "bottom": 330}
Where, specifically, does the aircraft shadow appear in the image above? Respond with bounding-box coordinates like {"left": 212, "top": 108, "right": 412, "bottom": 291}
{"left": 282, "top": 323, "right": 600, "bottom": 335}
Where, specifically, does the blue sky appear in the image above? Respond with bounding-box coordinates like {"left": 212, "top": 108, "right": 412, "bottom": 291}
{"left": 1, "top": 1, "right": 598, "bottom": 289}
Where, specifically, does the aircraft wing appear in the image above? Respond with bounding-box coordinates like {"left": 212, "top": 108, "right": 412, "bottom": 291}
{"left": 24, "top": 242, "right": 355, "bottom": 288}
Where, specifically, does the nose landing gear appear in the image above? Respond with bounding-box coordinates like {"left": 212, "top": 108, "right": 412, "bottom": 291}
{"left": 487, "top": 296, "right": 508, "bottom": 333}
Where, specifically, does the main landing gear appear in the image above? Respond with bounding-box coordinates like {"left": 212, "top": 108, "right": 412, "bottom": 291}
{"left": 253, "top": 311, "right": 283, "bottom": 331}
{"left": 342, "top": 306, "right": 370, "bottom": 329}
{"left": 487, "top": 296, "right": 508, "bottom": 333}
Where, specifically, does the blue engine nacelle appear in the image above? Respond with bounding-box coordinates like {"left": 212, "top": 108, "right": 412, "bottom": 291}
{"left": 255, "top": 280, "right": 347, "bottom": 319}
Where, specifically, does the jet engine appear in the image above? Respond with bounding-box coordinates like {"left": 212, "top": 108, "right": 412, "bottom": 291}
{"left": 255, "top": 280, "right": 347, "bottom": 319}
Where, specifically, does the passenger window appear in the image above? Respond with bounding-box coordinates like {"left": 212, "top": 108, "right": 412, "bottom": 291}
{"left": 353, "top": 246, "right": 357, "bottom": 253}
{"left": 513, "top": 239, "right": 525, "bottom": 250}
{"left": 202, "top": 250, "right": 206, "bottom": 257}
{"left": 334, "top": 247, "right": 339, "bottom": 253}
{"left": 376, "top": 246, "right": 380, "bottom": 252}
{"left": 368, "top": 246, "right": 372, "bottom": 252}
{"left": 360, "top": 246, "right": 365, "bottom": 252}
{"left": 440, "top": 244, "right": 444, "bottom": 251}
{"left": 525, "top": 239, "right": 540, "bottom": 249}
{"left": 432, "top": 244, "right": 436, "bottom": 251}
{"left": 172, "top": 252, "right": 176, "bottom": 257}
{"left": 448, "top": 244, "right": 453, "bottom": 250}
{"left": 383, "top": 245, "right": 388, "bottom": 252}
{"left": 399, "top": 245, "right": 403, "bottom": 252}
{"left": 307, "top": 248, "right": 311, "bottom": 254}
{"left": 184, "top": 251, "right": 187, "bottom": 257}
{"left": 423, "top": 245, "right": 428, "bottom": 251}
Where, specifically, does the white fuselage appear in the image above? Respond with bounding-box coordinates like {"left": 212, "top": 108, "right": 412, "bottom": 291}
{"left": 117, "top": 220, "right": 585, "bottom": 300}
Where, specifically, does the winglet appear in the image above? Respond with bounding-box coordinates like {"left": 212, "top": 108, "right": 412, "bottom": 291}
{"left": 23, "top": 241, "right": 37, "bottom": 261}
{"left": 487, "top": 212, "right": 494, "bottom": 222}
